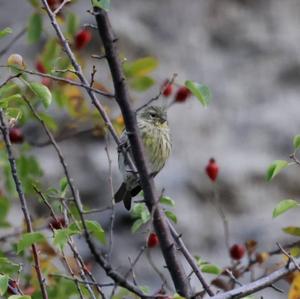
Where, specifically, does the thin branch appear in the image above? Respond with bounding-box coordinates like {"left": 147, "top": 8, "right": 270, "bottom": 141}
{"left": 28, "top": 127, "right": 97, "bottom": 147}
{"left": 90, "top": 65, "right": 97, "bottom": 88}
{"left": 146, "top": 249, "right": 172, "bottom": 291}
{"left": 168, "top": 221, "right": 214, "bottom": 296}
{"left": 211, "top": 258, "right": 300, "bottom": 299}
{"left": 53, "top": 0, "right": 70, "bottom": 15}
{"left": 136, "top": 73, "right": 177, "bottom": 112}
{"left": 49, "top": 273, "right": 114, "bottom": 287}
{"left": 212, "top": 189, "right": 230, "bottom": 255}
{"left": 104, "top": 134, "right": 115, "bottom": 263}
{"left": 0, "top": 73, "right": 22, "bottom": 89}
{"left": 0, "top": 110, "right": 48, "bottom": 299}
{"left": 276, "top": 242, "right": 300, "bottom": 271}
{"left": 94, "top": 7, "right": 191, "bottom": 297}
{"left": 34, "top": 186, "right": 101, "bottom": 299}
{"left": 0, "top": 65, "right": 114, "bottom": 98}
{"left": 82, "top": 206, "right": 112, "bottom": 214}
{"left": 0, "top": 28, "right": 26, "bottom": 57}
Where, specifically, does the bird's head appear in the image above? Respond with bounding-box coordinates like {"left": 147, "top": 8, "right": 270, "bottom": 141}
{"left": 139, "top": 106, "right": 168, "bottom": 127}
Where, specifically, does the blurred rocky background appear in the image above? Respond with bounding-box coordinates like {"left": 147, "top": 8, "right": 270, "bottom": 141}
{"left": 1, "top": 0, "right": 300, "bottom": 297}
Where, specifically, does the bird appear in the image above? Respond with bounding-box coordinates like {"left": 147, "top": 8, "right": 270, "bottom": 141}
{"left": 114, "top": 105, "right": 171, "bottom": 210}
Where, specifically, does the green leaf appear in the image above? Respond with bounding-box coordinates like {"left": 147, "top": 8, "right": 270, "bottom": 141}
{"left": 0, "top": 274, "right": 9, "bottom": 296}
{"left": 0, "top": 27, "right": 12, "bottom": 39}
{"left": 140, "top": 209, "right": 150, "bottom": 223}
{"left": 130, "top": 76, "right": 155, "bottom": 92}
{"left": 67, "top": 221, "right": 106, "bottom": 245}
{"left": 200, "top": 264, "right": 222, "bottom": 275}
{"left": 1, "top": 94, "right": 23, "bottom": 103}
{"left": 92, "top": 0, "right": 110, "bottom": 11}
{"left": 293, "top": 135, "right": 300, "bottom": 150}
{"left": 8, "top": 296, "right": 31, "bottom": 299}
{"left": 160, "top": 196, "right": 175, "bottom": 207}
{"left": 290, "top": 247, "right": 300, "bottom": 257}
{"left": 0, "top": 83, "right": 21, "bottom": 98}
{"left": 266, "top": 160, "right": 288, "bottom": 181}
{"left": 185, "top": 80, "right": 212, "bottom": 107}
{"left": 29, "top": 82, "right": 52, "bottom": 108}
{"left": 131, "top": 218, "right": 144, "bottom": 233}
{"left": 282, "top": 226, "right": 300, "bottom": 236}
{"left": 53, "top": 228, "right": 76, "bottom": 250}
{"left": 0, "top": 196, "right": 10, "bottom": 221}
{"left": 165, "top": 210, "right": 177, "bottom": 223}
{"left": 17, "top": 232, "right": 46, "bottom": 253}
{"left": 27, "top": 13, "right": 43, "bottom": 43}
{"left": 272, "top": 199, "right": 299, "bottom": 218}
{"left": 6, "top": 108, "right": 22, "bottom": 121}
{"left": 59, "top": 177, "right": 68, "bottom": 197}
{"left": 85, "top": 220, "right": 106, "bottom": 244}
{"left": 66, "top": 12, "right": 79, "bottom": 38}
{"left": 131, "top": 203, "right": 148, "bottom": 219}
{"left": 0, "top": 258, "right": 20, "bottom": 275}
{"left": 123, "top": 57, "right": 159, "bottom": 78}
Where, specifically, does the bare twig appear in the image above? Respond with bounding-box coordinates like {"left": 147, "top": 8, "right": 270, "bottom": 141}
{"left": 91, "top": 54, "right": 106, "bottom": 60}
{"left": 82, "top": 206, "right": 112, "bottom": 214}
{"left": 211, "top": 257, "right": 300, "bottom": 299}
{"left": 0, "top": 73, "right": 22, "bottom": 89}
{"left": 0, "top": 65, "right": 114, "bottom": 98}
{"left": 146, "top": 249, "right": 172, "bottom": 291}
{"left": 34, "top": 186, "right": 101, "bottom": 299}
{"left": 212, "top": 189, "right": 230, "bottom": 254}
{"left": 104, "top": 134, "right": 115, "bottom": 263}
{"left": 90, "top": 65, "right": 97, "bottom": 88}
{"left": 276, "top": 242, "right": 300, "bottom": 271}
{"left": 0, "top": 28, "right": 26, "bottom": 57}
{"left": 168, "top": 221, "right": 214, "bottom": 296}
{"left": 0, "top": 110, "right": 48, "bottom": 299}
{"left": 49, "top": 273, "right": 114, "bottom": 287}
{"left": 53, "top": 0, "right": 70, "bottom": 15}
{"left": 136, "top": 73, "right": 177, "bottom": 112}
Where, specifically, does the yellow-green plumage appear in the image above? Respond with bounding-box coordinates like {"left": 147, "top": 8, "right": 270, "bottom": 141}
{"left": 115, "top": 106, "right": 171, "bottom": 210}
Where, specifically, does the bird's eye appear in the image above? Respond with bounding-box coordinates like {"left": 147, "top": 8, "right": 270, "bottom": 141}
{"left": 149, "top": 113, "right": 156, "bottom": 118}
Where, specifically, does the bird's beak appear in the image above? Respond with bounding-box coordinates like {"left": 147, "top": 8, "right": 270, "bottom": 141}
{"left": 160, "top": 117, "right": 167, "bottom": 124}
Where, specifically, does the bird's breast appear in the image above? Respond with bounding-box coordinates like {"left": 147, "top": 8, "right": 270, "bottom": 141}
{"left": 139, "top": 122, "right": 171, "bottom": 173}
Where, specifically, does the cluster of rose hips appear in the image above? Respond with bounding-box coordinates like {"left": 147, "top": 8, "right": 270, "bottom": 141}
{"left": 161, "top": 80, "right": 192, "bottom": 103}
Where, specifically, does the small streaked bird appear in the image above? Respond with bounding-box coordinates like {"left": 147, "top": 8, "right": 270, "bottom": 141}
{"left": 114, "top": 105, "right": 171, "bottom": 210}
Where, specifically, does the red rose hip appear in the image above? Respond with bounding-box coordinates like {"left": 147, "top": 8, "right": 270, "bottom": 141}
{"left": 48, "top": 216, "right": 66, "bottom": 230}
{"left": 9, "top": 127, "right": 24, "bottom": 144}
{"left": 175, "top": 86, "right": 191, "bottom": 102}
{"left": 230, "top": 244, "right": 246, "bottom": 260}
{"left": 147, "top": 232, "right": 159, "bottom": 248}
{"left": 75, "top": 30, "right": 92, "bottom": 50}
{"left": 162, "top": 80, "right": 173, "bottom": 97}
{"left": 205, "top": 158, "right": 219, "bottom": 182}
{"left": 36, "top": 60, "right": 47, "bottom": 74}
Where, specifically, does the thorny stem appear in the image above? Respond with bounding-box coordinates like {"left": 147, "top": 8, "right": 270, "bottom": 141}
{"left": 94, "top": 7, "right": 192, "bottom": 297}
{"left": 0, "top": 110, "right": 49, "bottom": 299}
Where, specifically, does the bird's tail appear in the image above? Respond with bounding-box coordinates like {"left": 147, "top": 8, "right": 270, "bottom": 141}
{"left": 114, "top": 183, "right": 142, "bottom": 210}
{"left": 114, "top": 183, "right": 132, "bottom": 210}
